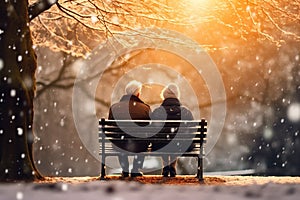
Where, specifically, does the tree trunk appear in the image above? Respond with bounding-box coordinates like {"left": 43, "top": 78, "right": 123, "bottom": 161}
{"left": 0, "top": 0, "right": 42, "bottom": 182}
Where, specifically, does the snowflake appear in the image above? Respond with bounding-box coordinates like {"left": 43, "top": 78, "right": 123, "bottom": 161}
{"left": 0, "top": 59, "right": 4, "bottom": 71}
{"left": 17, "top": 55, "right": 22, "bottom": 62}
{"left": 17, "top": 127, "right": 23, "bottom": 136}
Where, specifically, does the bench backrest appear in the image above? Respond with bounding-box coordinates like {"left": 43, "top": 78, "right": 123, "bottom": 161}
{"left": 99, "top": 118, "right": 207, "bottom": 153}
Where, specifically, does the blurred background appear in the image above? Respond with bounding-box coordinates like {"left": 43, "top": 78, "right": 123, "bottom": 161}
{"left": 30, "top": 0, "right": 299, "bottom": 177}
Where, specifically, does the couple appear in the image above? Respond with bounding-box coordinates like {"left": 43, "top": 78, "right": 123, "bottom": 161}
{"left": 108, "top": 80, "right": 194, "bottom": 178}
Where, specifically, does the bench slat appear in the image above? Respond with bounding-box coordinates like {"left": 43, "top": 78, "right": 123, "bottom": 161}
{"left": 99, "top": 139, "right": 207, "bottom": 144}
{"left": 99, "top": 127, "right": 205, "bottom": 133}
{"left": 102, "top": 119, "right": 204, "bottom": 123}
{"left": 100, "top": 132, "right": 206, "bottom": 138}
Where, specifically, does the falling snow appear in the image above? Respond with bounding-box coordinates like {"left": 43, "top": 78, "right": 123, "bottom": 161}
{"left": 10, "top": 89, "right": 16, "bottom": 97}
{"left": 17, "top": 55, "right": 22, "bottom": 62}
{"left": 60, "top": 118, "right": 65, "bottom": 126}
{"left": 17, "top": 128, "right": 23, "bottom": 136}
{"left": 111, "top": 16, "right": 119, "bottom": 24}
{"left": 287, "top": 103, "right": 300, "bottom": 122}
{"left": 61, "top": 184, "right": 68, "bottom": 191}
{"left": 16, "top": 192, "right": 23, "bottom": 200}
{"left": 0, "top": 59, "right": 4, "bottom": 71}
{"left": 91, "top": 15, "right": 98, "bottom": 23}
{"left": 37, "top": 66, "right": 43, "bottom": 74}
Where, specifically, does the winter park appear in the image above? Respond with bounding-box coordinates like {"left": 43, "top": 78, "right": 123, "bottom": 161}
{"left": 1, "top": 0, "right": 300, "bottom": 199}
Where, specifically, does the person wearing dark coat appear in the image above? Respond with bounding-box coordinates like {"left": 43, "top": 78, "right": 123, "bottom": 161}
{"left": 151, "top": 83, "right": 194, "bottom": 177}
{"left": 108, "top": 80, "right": 151, "bottom": 178}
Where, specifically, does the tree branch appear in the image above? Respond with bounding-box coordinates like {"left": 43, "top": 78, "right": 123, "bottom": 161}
{"left": 28, "top": 0, "right": 58, "bottom": 21}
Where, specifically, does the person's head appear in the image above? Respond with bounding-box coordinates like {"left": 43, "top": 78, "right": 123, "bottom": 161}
{"left": 160, "top": 83, "right": 180, "bottom": 100}
{"left": 125, "top": 80, "right": 142, "bottom": 97}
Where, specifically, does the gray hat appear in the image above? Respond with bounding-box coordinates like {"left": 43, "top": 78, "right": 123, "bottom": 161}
{"left": 125, "top": 80, "right": 142, "bottom": 95}
{"left": 161, "top": 83, "right": 180, "bottom": 99}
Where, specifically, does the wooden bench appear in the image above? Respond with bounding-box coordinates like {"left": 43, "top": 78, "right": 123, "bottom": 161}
{"left": 98, "top": 118, "right": 207, "bottom": 181}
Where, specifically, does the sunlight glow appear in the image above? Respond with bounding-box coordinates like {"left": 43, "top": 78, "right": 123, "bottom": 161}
{"left": 188, "top": 0, "right": 211, "bottom": 7}
{"left": 183, "top": 0, "right": 218, "bottom": 18}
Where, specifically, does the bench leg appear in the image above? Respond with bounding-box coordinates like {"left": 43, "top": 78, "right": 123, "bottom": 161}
{"left": 197, "top": 155, "right": 204, "bottom": 182}
{"left": 100, "top": 157, "right": 106, "bottom": 180}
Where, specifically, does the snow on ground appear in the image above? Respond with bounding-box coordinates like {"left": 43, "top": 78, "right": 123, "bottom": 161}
{"left": 0, "top": 176, "right": 300, "bottom": 200}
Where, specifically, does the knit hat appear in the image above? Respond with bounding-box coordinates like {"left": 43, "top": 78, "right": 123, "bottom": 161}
{"left": 161, "top": 83, "right": 180, "bottom": 99}
{"left": 125, "top": 80, "right": 142, "bottom": 95}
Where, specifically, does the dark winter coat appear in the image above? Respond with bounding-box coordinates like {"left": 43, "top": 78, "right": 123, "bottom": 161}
{"left": 150, "top": 98, "right": 194, "bottom": 152}
{"left": 108, "top": 94, "right": 151, "bottom": 153}
{"left": 151, "top": 98, "right": 193, "bottom": 121}
{"left": 109, "top": 95, "right": 151, "bottom": 120}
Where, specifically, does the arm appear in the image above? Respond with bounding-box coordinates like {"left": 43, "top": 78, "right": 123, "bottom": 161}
{"left": 182, "top": 107, "right": 194, "bottom": 120}
{"left": 108, "top": 107, "right": 114, "bottom": 120}
{"left": 150, "top": 107, "right": 167, "bottom": 120}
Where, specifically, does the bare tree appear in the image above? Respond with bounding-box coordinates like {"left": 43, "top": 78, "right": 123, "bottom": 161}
{"left": 0, "top": 0, "right": 191, "bottom": 182}
{"left": 32, "top": 0, "right": 300, "bottom": 100}
{"left": 30, "top": 0, "right": 300, "bottom": 57}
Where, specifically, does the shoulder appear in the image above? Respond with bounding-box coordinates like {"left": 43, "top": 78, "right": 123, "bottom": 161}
{"left": 180, "top": 106, "right": 194, "bottom": 120}
{"left": 132, "top": 96, "right": 150, "bottom": 108}
{"left": 150, "top": 106, "right": 166, "bottom": 119}
{"left": 138, "top": 101, "right": 151, "bottom": 111}
{"left": 152, "top": 106, "right": 164, "bottom": 113}
{"left": 109, "top": 101, "right": 123, "bottom": 110}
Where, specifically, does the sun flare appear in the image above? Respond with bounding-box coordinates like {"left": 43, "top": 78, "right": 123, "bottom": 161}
{"left": 183, "top": 0, "right": 218, "bottom": 16}
{"left": 188, "top": 0, "right": 211, "bottom": 7}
